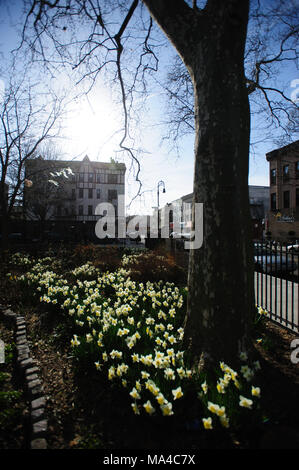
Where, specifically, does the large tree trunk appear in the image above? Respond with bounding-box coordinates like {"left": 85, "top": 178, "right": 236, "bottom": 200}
{"left": 183, "top": 3, "right": 255, "bottom": 368}
{"left": 0, "top": 213, "right": 9, "bottom": 252}
{"left": 143, "top": 0, "right": 255, "bottom": 368}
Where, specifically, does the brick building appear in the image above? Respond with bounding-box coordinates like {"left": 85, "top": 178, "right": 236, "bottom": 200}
{"left": 266, "top": 140, "right": 299, "bottom": 241}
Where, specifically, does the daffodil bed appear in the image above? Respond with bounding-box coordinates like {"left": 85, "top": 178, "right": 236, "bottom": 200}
{"left": 4, "top": 250, "right": 266, "bottom": 443}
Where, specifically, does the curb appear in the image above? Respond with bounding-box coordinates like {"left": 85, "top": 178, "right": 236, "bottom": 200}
{"left": 1, "top": 306, "right": 48, "bottom": 449}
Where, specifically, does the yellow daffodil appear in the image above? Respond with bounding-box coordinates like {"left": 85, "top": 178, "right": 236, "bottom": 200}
{"left": 141, "top": 371, "right": 150, "bottom": 380}
{"left": 201, "top": 381, "right": 208, "bottom": 394}
{"left": 131, "top": 403, "right": 140, "bottom": 415}
{"left": 71, "top": 335, "right": 80, "bottom": 347}
{"left": 251, "top": 386, "right": 261, "bottom": 397}
{"left": 143, "top": 400, "right": 155, "bottom": 415}
{"left": 202, "top": 417, "right": 213, "bottom": 430}
{"left": 239, "top": 395, "right": 253, "bottom": 409}
{"left": 135, "top": 380, "right": 142, "bottom": 392}
{"left": 156, "top": 393, "right": 166, "bottom": 405}
{"left": 240, "top": 351, "right": 248, "bottom": 361}
{"left": 130, "top": 388, "right": 141, "bottom": 400}
{"left": 161, "top": 402, "right": 174, "bottom": 416}
{"left": 164, "top": 368, "right": 175, "bottom": 380}
{"left": 216, "top": 406, "right": 226, "bottom": 417}
{"left": 219, "top": 415, "right": 230, "bottom": 428}
{"left": 207, "top": 402, "right": 220, "bottom": 414}
{"left": 172, "top": 386, "right": 183, "bottom": 400}
{"left": 108, "top": 366, "right": 116, "bottom": 380}
{"left": 217, "top": 382, "right": 226, "bottom": 394}
{"left": 131, "top": 353, "right": 139, "bottom": 362}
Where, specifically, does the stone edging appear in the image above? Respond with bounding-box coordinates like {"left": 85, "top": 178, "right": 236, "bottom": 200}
{"left": 1, "top": 306, "right": 48, "bottom": 449}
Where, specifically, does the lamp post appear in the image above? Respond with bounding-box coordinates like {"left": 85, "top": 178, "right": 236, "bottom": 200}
{"left": 157, "top": 180, "right": 166, "bottom": 238}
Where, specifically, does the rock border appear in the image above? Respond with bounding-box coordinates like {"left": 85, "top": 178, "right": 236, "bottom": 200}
{"left": 1, "top": 306, "right": 48, "bottom": 449}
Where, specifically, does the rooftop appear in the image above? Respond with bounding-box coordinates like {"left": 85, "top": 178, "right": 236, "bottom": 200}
{"left": 266, "top": 140, "right": 299, "bottom": 161}
{"left": 25, "top": 156, "right": 126, "bottom": 170}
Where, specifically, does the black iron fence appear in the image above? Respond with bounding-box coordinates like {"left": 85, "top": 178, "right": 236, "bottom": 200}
{"left": 254, "top": 239, "right": 299, "bottom": 333}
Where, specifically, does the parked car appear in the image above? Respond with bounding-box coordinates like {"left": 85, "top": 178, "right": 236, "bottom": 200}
{"left": 170, "top": 231, "right": 193, "bottom": 240}
{"left": 254, "top": 253, "right": 297, "bottom": 274}
{"left": 253, "top": 242, "right": 272, "bottom": 256}
{"left": 46, "top": 231, "right": 65, "bottom": 242}
{"left": 287, "top": 244, "right": 299, "bottom": 254}
{"left": 8, "top": 232, "right": 23, "bottom": 242}
{"left": 127, "top": 231, "right": 142, "bottom": 241}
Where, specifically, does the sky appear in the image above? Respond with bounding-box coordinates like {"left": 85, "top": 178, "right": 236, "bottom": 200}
{"left": 0, "top": 0, "right": 298, "bottom": 216}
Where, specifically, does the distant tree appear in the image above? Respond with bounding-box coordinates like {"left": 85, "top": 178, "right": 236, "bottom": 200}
{"left": 0, "top": 66, "right": 65, "bottom": 249}
{"left": 23, "top": 143, "right": 73, "bottom": 238}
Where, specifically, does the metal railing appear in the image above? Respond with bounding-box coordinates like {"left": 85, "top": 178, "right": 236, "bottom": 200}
{"left": 254, "top": 239, "right": 299, "bottom": 333}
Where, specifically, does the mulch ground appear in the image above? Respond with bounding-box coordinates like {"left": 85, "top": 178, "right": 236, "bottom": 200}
{"left": 1, "top": 305, "right": 298, "bottom": 450}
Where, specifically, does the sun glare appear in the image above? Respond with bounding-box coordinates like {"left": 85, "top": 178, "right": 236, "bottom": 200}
{"left": 64, "top": 90, "right": 122, "bottom": 159}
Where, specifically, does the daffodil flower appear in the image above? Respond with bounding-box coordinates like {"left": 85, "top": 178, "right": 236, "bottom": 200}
{"left": 71, "top": 335, "right": 80, "bottom": 347}
{"left": 161, "top": 402, "right": 174, "bottom": 416}
{"left": 207, "top": 402, "right": 220, "bottom": 414}
{"left": 130, "top": 388, "right": 141, "bottom": 400}
{"left": 239, "top": 395, "right": 253, "bottom": 409}
{"left": 251, "top": 386, "right": 261, "bottom": 398}
{"left": 172, "top": 386, "right": 183, "bottom": 400}
{"left": 219, "top": 415, "right": 230, "bottom": 428}
{"left": 202, "top": 417, "right": 213, "bottom": 430}
{"left": 201, "top": 381, "right": 208, "bottom": 394}
{"left": 143, "top": 400, "right": 155, "bottom": 415}
{"left": 240, "top": 351, "right": 248, "bottom": 361}
{"left": 141, "top": 371, "right": 150, "bottom": 380}
{"left": 131, "top": 403, "right": 140, "bottom": 415}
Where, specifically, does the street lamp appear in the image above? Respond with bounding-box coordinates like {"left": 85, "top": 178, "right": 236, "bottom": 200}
{"left": 157, "top": 180, "right": 166, "bottom": 237}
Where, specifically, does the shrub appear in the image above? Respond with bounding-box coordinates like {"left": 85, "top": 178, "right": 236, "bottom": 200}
{"left": 71, "top": 245, "right": 122, "bottom": 272}
{"left": 122, "top": 251, "right": 185, "bottom": 283}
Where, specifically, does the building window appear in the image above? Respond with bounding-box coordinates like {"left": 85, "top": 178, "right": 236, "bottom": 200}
{"left": 283, "top": 190, "right": 290, "bottom": 209}
{"left": 64, "top": 207, "right": 69, "bottom": 216}
{"left": 72, "top": 188, "right": 76, "bottom": 199}
{"left": 96, "top": 173, "right": 101, "bottom": 183}
{"left": 296, "top": 161, "right": 299, "bottom": 178}
{"left": 96, "top": 189, "right": 101, "bottom": 199}
{"left": 296, "top": 188, "right": 299, "bottom": 208}
{"left": 108, "top": 174, "right": 118, "bottom": 184}
{"left": 79, "top": 173, "right": 84, "bottom": 183}
{"left": 88, "top": 188, "right": 93, "bottom": 199}
{"left": 88, "top": 205, "right": 93, "bottom": 216}
{"left": 88, "top": 172, "right": 94, "bottom": 183}
{"left": 78, "top": 205, "right": 83, "bottom": 216}
{"left": 283, "top": 165, "right": 289, "bottom": 182}
{"left": 79, "top": 188, "right": 83, "bottom": 199}
{"left": 108, "top": 189, "right": 117, "bottom": 201}
{"left": 270, "top": 168, "right": 276, "bottom": 185}
{"left": 270, "top": 192, "right": 276, "bottom": 211}
{"left": 57, "top": 205, "right": 62, "bottom": 216}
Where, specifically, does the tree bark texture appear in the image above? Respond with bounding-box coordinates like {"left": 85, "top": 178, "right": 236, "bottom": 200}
{"left": 143, "top": 0, "right": 255, "bottom": 367}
